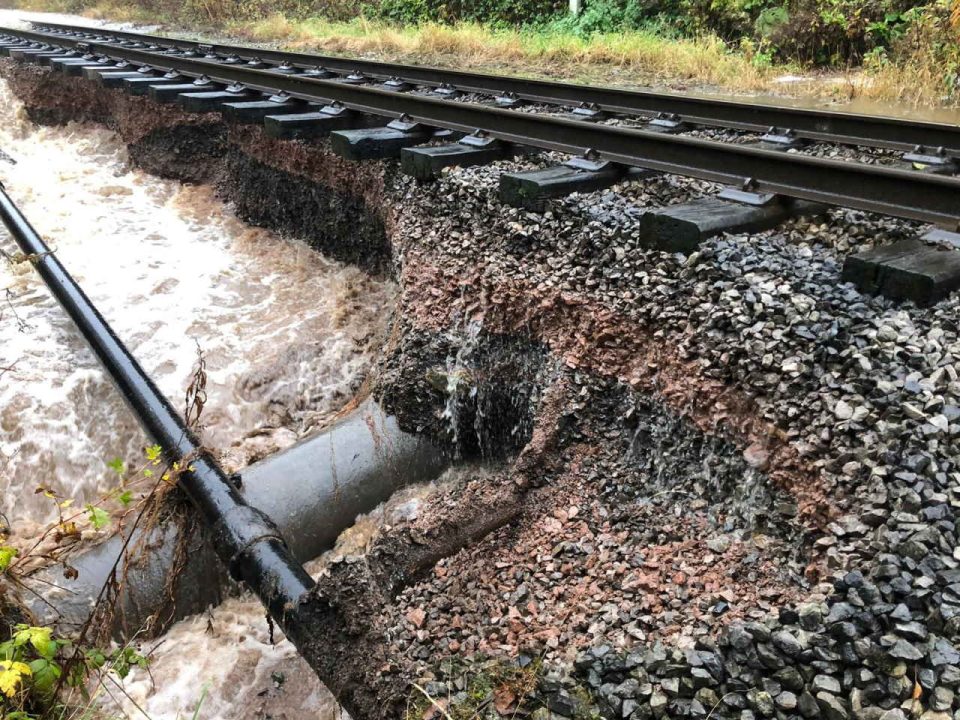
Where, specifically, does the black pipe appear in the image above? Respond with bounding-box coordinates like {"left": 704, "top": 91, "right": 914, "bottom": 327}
{"left": 0, "top": 183, "right": 315, "bottom": 634}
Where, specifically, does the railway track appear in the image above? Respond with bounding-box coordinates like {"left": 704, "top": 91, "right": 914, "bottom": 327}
{"left": 26, "top": 19, "right": 960, "bottom": 159}
{"left": 1, "top": 23, "right": 959, "bottom": 231}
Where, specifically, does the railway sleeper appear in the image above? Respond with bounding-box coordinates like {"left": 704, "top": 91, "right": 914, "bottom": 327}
{"left": 65, "top": 63, "right": 112, "bottom": 77}
{"left": 499, "top": 156, "right": 654, "bottom": 211}
{"left": 7, "top": 46, "right": 53, "bottom": 62}
{"left": 564, "top": 102, "right": 608, "bottom": 123}
{"left": 756, "top": 127, "right": 809, "bottom": 152}
{"left": 645, "top": 112, "right": 688, "bottom": 134}
{"left": 82, "top": 61, "right": 135, "bottom": 81}
{"left": 177, "top": 83, "right": 259, "bottom": 113}
{"left": 51, "top": 57, "right": 108, "bottom": 75}
{"left": 148, "top": 76, "right": 218, "bottom": 103}
{"left": 843, "top": 230, "right": 960, "bottom": 306}
{"left": 400, "top": 133, "right": 513, "bottom": 180}
{"left": 13, "top": 49, "right": 69, "bottom": 65}
{"left": 638, "top": 191, "right": 827, "bottom": 254}
{"left": 901, "top": 146, "right": 959, "bottom": 176}
{"left": 329, "top": 117, "right": 451, "bottom": 161}
{"left": 263, "top": 104, "right": 376, "bottom": 140}
{"left": 123, "top": 71, "right": 186, "bottom": 95}
{"left": 38, "top": 52, "right": 81, "bottom": 67}
{"left": 222, "top": 92, "right": 314, "bottom": 124}
{"left": 36, "top": 51, "right": 77, "bottom": 66}
{"left": 98, "top": 69, "right": 154, "bottom": 88}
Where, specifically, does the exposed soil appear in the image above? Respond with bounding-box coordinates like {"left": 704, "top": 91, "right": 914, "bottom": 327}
{"left": 5, "top": 57, "right": 960, "bottom": 720}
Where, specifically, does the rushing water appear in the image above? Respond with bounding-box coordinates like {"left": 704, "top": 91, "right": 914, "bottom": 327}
{"left": 0, "top": 75, "right": 396, "bottom": 717}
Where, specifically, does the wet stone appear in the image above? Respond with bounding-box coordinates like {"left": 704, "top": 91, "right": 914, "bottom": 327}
{"left": 930, "top": 687, "right": 954, "bottom": 711}
{"left": 878, "top": 711, "right": 907, "bottom": 720}
{"left": 775, "top": 691, "right": 798, "bottom": 711}
{"left": 747, "top": 689, "right": 776, "bottom": 717}
{"left": 798, "top": 691, "right": 820, "bottom": 718}
{"left": 887, "top": 638, "right": 924, "bottom": 661}
{"left": 772, "top": 630, "right": 803, "bottom": 657}
{"left": 546, "top": 689, "right": 580, "bottom": 716}
{"left": 816, "top": 692, "right": 850, "bottom": 720}
{"left": 775, "top": 667, "right": 806, "bottom": 692}
{"left": 813, "top": 675, "right": 842, "bottom": 694}
{"left": 799, "top": 604, "right": 824, "bottom": 630}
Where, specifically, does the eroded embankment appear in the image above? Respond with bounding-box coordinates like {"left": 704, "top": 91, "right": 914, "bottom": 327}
{"left": 6, "top": 58, "right": 960, "bottom": 720}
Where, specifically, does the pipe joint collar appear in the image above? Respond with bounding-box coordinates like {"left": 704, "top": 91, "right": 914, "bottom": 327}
{"left": 210, "top": 504, "right": 286, "bottom": 581}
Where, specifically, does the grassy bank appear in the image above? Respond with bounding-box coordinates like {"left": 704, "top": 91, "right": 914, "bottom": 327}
{"left": 6, "top": 0, "right": 960, "bottom": 107}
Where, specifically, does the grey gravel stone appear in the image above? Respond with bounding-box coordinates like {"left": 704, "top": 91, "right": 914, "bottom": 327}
{"left": 816, "top": 692, "right": 850, "bottom": 720}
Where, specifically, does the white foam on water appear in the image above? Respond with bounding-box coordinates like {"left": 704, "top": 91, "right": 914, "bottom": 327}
{"left": 99, "top": 595, "right": 344, "bottom": 720}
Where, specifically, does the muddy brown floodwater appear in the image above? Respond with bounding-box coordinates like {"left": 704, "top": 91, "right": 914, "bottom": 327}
{"left": 0, "top": 74, "right": 395, "bottom": 718}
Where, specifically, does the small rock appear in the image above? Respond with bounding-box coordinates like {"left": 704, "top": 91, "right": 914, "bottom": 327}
{"left": 816, "top": 692, "right": 850, "bottom": 720}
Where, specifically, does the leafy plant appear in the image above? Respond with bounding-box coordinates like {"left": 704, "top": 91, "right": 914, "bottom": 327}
{"left": 0, "top": 622, "right": 148, "bottom": 717}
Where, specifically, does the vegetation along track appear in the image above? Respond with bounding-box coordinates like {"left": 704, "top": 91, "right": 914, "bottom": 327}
{"left": 2, "top": 22, "right": 960, "bottom": 228}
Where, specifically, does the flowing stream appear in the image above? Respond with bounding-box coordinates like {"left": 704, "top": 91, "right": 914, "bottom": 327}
{"left": 0, "top": 73, "right": 395, "bottom": 717}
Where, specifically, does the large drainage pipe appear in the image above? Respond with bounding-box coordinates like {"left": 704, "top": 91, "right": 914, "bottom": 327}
{"left": 25, "top": 398, "right": 447, "bottom": 635}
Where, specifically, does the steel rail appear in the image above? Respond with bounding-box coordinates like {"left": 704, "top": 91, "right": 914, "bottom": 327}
{"left": 28, "top": 18, "right": 960, "bottom": 157}
{"left": 4, "top": 25, "right": 960, "bottom": 227}
{"left": 0, "top": 181, "right": 318, "bottom": 640}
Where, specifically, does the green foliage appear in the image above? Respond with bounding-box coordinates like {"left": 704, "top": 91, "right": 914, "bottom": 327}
{"left": 879, "top": 0, "right": 960, "bottom": 101}
{"left": 540, "top": 0, "right": 678, "bottom": 37}
{"left": 756, "top": 0, "right": 924, "bottom": 63}
{"left": 13, "top": 0, "right": 956, "bottom": 69}
{"left": 105, "top": 457, "right": 125, "bottom": 477}
{"left": 0, "top": 547, "right": 16, "bottom": 574}
{"left": 367, "top": 0, "right": 937, "bottom": 66}
{"left": 0, "top": 624, "right": 148, "bottom": 716}
{"left": 375, "top": 0, "right": 564, "bottom": 27}
{"left": 754, "top": 4, "right": 788, "bottom": 38}
{"left": 0, "top": 443, "right": 169, "bottom": 717}
{"left": 83, "top": 505, "right": 110, "bottom": 531}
